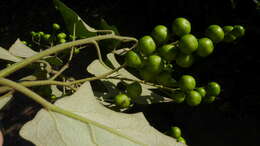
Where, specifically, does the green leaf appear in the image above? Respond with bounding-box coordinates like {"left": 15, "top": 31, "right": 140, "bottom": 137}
{"left": 53, "top": 0, "right": 97, "bottom": 38}
{"left": 87, "top": 52, "right": 172, "bottom": 104}
{"left": 99, "top": 19, "right": 121, "bottom": 50}
{"left": 20, "top": 82, "right": 184, "bottom": 146}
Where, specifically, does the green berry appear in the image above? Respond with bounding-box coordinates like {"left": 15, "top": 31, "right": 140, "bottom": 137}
{"left": 31, "top": 31, "right": 37, "bottom": 37}
{"left": 138, "top": 35, "right": 156, "bottom": 55}
{"left": 196, "top": 87, "right": 207, "bottom": 98}
{"left": 151, "top": 25, "right": 169, "bottom": 44}
{"left": 196, "top": 37, "right": 214, "bottom": 57}
{"left": 223, "top": 34, "right": 236, "bottom": 42}
{"left": 205, "top": 25, "right": 224, "bottom": 43}
{"left": 38, "top": 31, "right": 45, "bottom": 36}
{"left": 207, "top": 82, "right": 221, "bottom": 96}
{"left": 156, "top": 72, "right": 177, "bottom": 87}
{"left": 158, "top": 44, "right": 178, "bottom": 61}
{"left": 125, "top": 51, "right": 142, "bottom": 68}
{"left": 179, "top": 75, "right": 196, "bottom": 91}
{"left": 203, "top": 96, "right": 216, "bottom": 103}
{"left": 177, "top": 137, "right": 186, "bottom": 144}
{"left": 43, "top": 34, "right": 51, "bottom": 40}
{"left": 114, "top": 94, "right": 131, "bottom": 108}
{"left": 230, "top": 25, "right": 245, "bottom": 37}
{"left": 59, "top": 39, "right": 66, "bottom": 43}
{"left": 172, "top": 17, "right": 191, "bottom": 37}
{"left": 146, "top": 55, "right": 162, "bottom": 73}
{"left": 57, "top": 32, "right": 67, "bottom": 39}
{"left": 139, "top": 68, "right": 156, "bottom": 82}
{"left": 179, "top": 34, "right": 198, "bottom": 54}
{"left": 223, "top": 25, "right": 234, "bottom": 34}
{"left": 186, "top": 90, "right": 202, "bottom": 106}
{"left": 127, "top": 81, "right": 142, "bottom": 98}
{"left": 169, "top": 126, "right": 181, "bottom": 138}
{"left": 74, "top": 48, "right": 80, "bottom": 54}
{"left": 172, "top": 93, "right": 186, "bottom": 103}
{"left": 21, "top": 41, "right": 27, "bottom": 45}
{"left": 51, "top": 95, "right": 57, "bottom": 99}
{"left": 52, "top": 23, "right": 60, "bottom": 30}
{"left": 176, "top": 53, "right": 194, "bottom": 68}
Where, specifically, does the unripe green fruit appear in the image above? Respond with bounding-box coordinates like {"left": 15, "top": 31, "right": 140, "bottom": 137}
{"left": 43, "top": 34, "right": 51, "bottom": 40}
{"left": 139, "top": 68, "right": 156, "bottom": 82}
{"left": 196, "top": 37, "right": 214, "bottom": 57}
{"left": 146, "top": 55, "right": 162, "bottom": 73}
{"left": 126, "top": 81, "right": 142, "bottom": 98}
{"left": 223, "top": 34, "right": 236, "bottom": 42}
{"left": 158, "top": 44, "right": 178, "bottom": 61}
{"left": 52, "top": 23, "right": 60, "bottom": 30}
{"left": 74, "top": 48, "right": 80, "bottom": 54}
{"left": 59, "top": 39, "right": 66, "bottom": 43}
{"left": 179, "top": 34, "right": 198, "bottom": 54}
{"left": 203, "top": 96, "right": 216, "bottom": 103}
{"left": 230, "top": 25, "right": 245, "bottom": 37}
{"left": 151, "top": 25, "right": 169, "bottom": 44}
{"left": 156, "top": 72, "right": 177, "bottom": 87}
{"left": 177, "top": 137, "right": 186, "bottom": 144}
{"left": 196, "top": 87, "right": 206, "bottom": 98}
{"left": 169, "top": 126, "right": 181, "bottom": 138}
{"left": 205, "top": 25, "right": 224, "bottom": 43}
{"left": 172, "top": 17, "right": 191, "bottom": 37}
{"left": 186, "top": 90, "right": 202, "bottom": 106}
{"left": 179, "top": 75, "right": 196, "bottom": 91}
{"left": 207, "top": 82, "right": 221, "bottom": 96}
{"left": 223, "top": 25, "right": 234, "bottom": 34}
{"left": 31, "top": 31, "right": 37, "bottom": 37}
{"left": 138, "top": 35, "right": 156, "bottom": 55}
{"left": 38, "top": 31, "right": 45, "bottom": 36}
{"left": 57, "top": 32, "right": 67, "bottom": 39}
{"left": 176, "top": 53, "right": 194, "bottom": 68}
{"left": 114, "top": 94, "right": 131, "bottom": 108}
{"left": 125, "top": 51, "right": 142, "bottom": 68}
{"left": 172, "top": 92, "right": 186, "bottom": 103}
{"left": 21, "top": 41, "right": 27, "bottom": 45}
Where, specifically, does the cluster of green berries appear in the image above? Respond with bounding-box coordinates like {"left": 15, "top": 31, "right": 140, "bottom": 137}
{"left": 174, "top": 75, "right": 221, "bottom": 106}
{"left": 21, "top": 23, "right": 80, "bottom": 55}
{"left": 167, "top": 126, "right": 186, "bottom": 144}
{"left": 125, "top": 17, "right": 245, "bottom": 70}
{"left": 114, "top": 81, "right": 142, "bottom": 108}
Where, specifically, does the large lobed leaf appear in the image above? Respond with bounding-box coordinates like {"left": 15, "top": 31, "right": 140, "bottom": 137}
{"left": 20, "top": 82, "right": 185, "bottom": 146}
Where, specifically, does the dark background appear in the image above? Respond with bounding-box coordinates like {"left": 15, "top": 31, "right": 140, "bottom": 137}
{"left": 0, "top": 0, "right": 260, "bottom": 146}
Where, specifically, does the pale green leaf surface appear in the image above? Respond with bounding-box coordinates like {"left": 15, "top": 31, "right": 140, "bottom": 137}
{"left": 20, "top": 82, "right": 185, "bottom": 146}
{"left": 9, "top": 39, "right": 38, "bottom": 58}
{"left": 0, "top": 46, "right": 22, "bottom": 62}
{"left": 87, "top": 53, "right": 171, "bottom": 104}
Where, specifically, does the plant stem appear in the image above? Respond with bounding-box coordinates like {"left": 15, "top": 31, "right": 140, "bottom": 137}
{"left": 0, "top": 78, "right": 146, "bottom": 146}
{"left": 0, "top": 34, "right": 137, "bottom": 78}
{"left": 0, "top": 64, "right": 126, "bottom": 94}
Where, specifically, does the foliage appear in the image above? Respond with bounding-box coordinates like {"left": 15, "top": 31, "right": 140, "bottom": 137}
{"left": 0, "top": 0, "right": 245, "bottom": 145}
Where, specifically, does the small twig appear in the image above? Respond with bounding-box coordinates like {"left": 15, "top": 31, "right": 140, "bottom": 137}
{"left": 107, "top": 76, "right": 179, "bottom": 92}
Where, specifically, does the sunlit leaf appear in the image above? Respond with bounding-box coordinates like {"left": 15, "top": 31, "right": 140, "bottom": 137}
{"left": 20, "top": 82, "right": 184, "bottom": 146}
{"left": 0, "top": 46, "right": 22, "bottom": 62}
{"left": 9, "top": 39, "right": 38, "bottom": 58}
